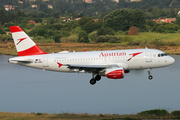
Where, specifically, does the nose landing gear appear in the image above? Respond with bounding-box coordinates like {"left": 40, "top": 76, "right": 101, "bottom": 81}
{"left": 90, "top": 73, "right": 101, "bottom": 85}
{"left": 148, "top": 68, "right": 153, "bottom": 80}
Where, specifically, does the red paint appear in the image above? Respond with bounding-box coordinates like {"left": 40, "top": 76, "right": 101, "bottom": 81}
{"left": 99, "top": 52, "right": 126, "bottom": 57}
{"left": 131, "top": 52, "right": 143, "bottom": 57}
{"left": 127, "top": 52, "right": 143, "bottom": 61}
{"left": 16, "top": 37, "right": 27, "bottom": 45}
{"left": 18, "top": 45, "right": 48, "bottom": 56}
{"left": 107, "top": 69, "right": 124, "bottom": 79}
{"left": 57, "top": 62, "right": 63, "bottom": 68}
{"left": 83, "top": 49, "right": 87, "bottom": 52}
{"left": 9, "top": 26, "right": 23, "bottom": 33}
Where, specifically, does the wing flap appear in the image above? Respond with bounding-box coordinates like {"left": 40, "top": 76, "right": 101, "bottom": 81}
{"left": 61, "top": 64, "right": 121, "bottom": 73}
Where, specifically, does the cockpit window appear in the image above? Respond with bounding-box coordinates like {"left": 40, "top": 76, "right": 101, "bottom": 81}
{"left": 158, "top": 53, "right": 167, "bottom": 57}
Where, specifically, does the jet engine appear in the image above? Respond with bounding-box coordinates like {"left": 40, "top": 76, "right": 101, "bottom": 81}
{"left": 105, "top": 68, "right": 124, "bottom": 79}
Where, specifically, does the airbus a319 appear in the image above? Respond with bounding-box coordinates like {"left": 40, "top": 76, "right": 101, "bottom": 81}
{"left": 8, "top": 26, "right": 175, "bottom": 85}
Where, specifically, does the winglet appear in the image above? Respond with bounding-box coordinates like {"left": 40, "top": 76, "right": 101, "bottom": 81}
{"left": 9, "top": 26, "right": 47, "bottom": 56}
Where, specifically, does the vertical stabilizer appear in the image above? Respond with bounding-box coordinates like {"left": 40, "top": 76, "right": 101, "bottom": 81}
{"left": 9, "top": 26, "right": 47, "bottom": 56}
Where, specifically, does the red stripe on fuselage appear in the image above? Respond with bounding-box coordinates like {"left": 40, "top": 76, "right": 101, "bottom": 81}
{"left": 9, "top": 26, "right": 23, "bottom": 33}
{"left": 18, "top": 45, "right": 47, "bottom": 56}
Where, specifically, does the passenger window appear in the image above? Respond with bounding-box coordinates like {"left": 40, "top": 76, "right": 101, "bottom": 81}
{"left": 158, "top": 54, "right": 160, "bottom": 57}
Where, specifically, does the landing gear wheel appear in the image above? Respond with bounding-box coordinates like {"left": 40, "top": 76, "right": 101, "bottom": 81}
{"left": 95, "top": 75, "right": 101, "bottom": 81}
{"left": 148, "top": 75, "right": 153, "bottom": 80}
{"left": 90, "top": 79, "right": 96, "bottom": 85}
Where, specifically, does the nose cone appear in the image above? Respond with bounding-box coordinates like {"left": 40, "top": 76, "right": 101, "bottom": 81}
{"left": 168, "top": 56, "right": 175, "bottom": 65}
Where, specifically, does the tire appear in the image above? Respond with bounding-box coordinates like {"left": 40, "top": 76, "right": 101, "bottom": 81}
{"left": 90, "top": 79, "right": 96, "bottom": 85}
{"left": 95, "top": 75, "right": 101, "bottom": 81}
{"left": 148, "top": 75, "right": 153, "bottom": 80}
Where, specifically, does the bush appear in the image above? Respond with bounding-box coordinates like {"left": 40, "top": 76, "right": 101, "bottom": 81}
{"left": 53, "top": 34, "right": 61, "bottom": 43}
{"left": 33, "top": 36, "right": 45, "bottom": 40}
{"left": 153, "top": 39, "right": 165, "bottom": 46}
{"left": 153, "top": 23, "right": 178, "bottom": 33}
{"left": 128, "top": 40, "right": 140, "bottom": 45}
{"left": 97, "top": 27, "right": 115, "bottom": 36}
{"left": 62, "top": 31, "right": 71, "bottom": 37}
{"left": 0, "top": 34, "right": 12, "bottom": 42}
{"left": 0, "top": 25, "right": 6, "bottom": 34}
{"left": 95, "top": 36, "right": 106, "bottom": 43}
{"left": 36, "top": 113, "right": 42, "bottom": 115}
{"left": 71, "top": 27, "right": 82, "bottom": 35}
{"left": 171, "top": 110, "right": 180, "bottom": 116}
{"left": 78, "top": 31, "right": 89, "bottom": 43}
{"left": 36, "top": 28, "right": 48, "bottom": 37}
{"left": 3, "top": 22, "right": 16, "bottom": 28}
{"left": 127, "top": 26, "right": 139, "bottom": 35}
{"left": 88, "top": 31, "right": 97, "bottom": 42}
{"left": 61, "top": 35, "right": 78, "bottom": 43}
{"left": 138, "top": 109, "right": 169, "bottom": 116}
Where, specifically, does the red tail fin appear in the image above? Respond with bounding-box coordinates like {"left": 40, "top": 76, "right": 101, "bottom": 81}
{"left": 10, "top": 26, "right": 47, "bottom": 56}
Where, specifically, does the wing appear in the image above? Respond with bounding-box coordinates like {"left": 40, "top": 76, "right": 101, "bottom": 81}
{"left": 63, "top": 64, "right": 122, "bottom": 73}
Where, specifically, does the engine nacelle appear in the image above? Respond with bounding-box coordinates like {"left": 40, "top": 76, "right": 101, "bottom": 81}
{"left": 105, "top": 68, "right": 124, "bottom": 79}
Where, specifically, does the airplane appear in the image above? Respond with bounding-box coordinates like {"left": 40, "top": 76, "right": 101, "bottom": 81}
{"left": 8, "top": 26, "right": 175, "bottom": 85}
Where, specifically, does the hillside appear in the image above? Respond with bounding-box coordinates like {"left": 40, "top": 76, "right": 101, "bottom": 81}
{"left": 0, "top": 0, "right": 180, "bottom": 19}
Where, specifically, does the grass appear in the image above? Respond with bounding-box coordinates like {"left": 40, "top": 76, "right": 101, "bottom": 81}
{"left": 1, "top": 32, "right": 180, "bottom": 55}
{"left": 117, "top": 32, "right": 180, "bottom": 46}
{"left": 0, "top": 109, "right": 180, "bottom": 120}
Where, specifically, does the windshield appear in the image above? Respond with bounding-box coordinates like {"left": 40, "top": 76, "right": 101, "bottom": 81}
{"left": 158, "top": 53, "right": 167, "bottom": 57}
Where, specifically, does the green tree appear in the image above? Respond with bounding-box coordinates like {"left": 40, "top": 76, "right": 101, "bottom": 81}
{"left": 78, "top": 30, "right": 89, "bottom": 43}
{"left": 0, "top": 9, "right": 7, "bottom": 25}
{"left": 0, "top": 25, "right": 6, "bottom": 34}
{"left": 153, "top": 23, "right": 178, "bottom": 33}
{"left": 53, "top": 34, "right": 61, "bottom": 43}
{"left": 97, "top": 27, "right": 115, "bottom": 36}
{"left": 37, "top": 28, "right": 48, "bottom": 37}
{"left": 71, "top": 22, "right": 79, "bottom": 30}
{"left": 174, "top": 17, "right": 180, "bottom": 25}
{"left": 78, "top": 16, "right": 92, "bottom": 26}
{"left": 103, "top": 9, "right": 145, "bottom": 31}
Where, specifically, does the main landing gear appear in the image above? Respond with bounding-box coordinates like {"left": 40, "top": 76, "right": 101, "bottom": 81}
{"left": 90, "top": 73, "right": 101, "bottom": 85}
{"left": 148, "top": 68, "right": 153, "bottom": 80}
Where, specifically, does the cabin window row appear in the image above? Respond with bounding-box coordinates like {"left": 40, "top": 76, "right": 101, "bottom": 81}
{"left": 54, "top": 56, "right": 145, "bottom": 62}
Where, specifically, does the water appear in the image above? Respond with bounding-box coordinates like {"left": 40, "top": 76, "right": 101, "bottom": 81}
{"left": 0, "top": 55, "right": 180, "bottom": 114}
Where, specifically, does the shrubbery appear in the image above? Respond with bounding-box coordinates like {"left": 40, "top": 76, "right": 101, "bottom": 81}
{"left": 138, "top": 109, "right": 169, "bottom": 116}
{"left": 171, "top": 110, "right": 180, "bottom": 116}
{"left": 94, "top": 35, "right": 120, "bottom": 43}
{"left": 152, "top": 23, "right": 178, "bottom": 33}
{"left": 0, "top": 34, "right": 12, "bottom": 42}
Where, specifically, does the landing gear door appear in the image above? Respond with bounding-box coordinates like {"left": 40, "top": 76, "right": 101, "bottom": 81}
{"left": 146, "top": 51, "right": 152, "bottom": 62}
{"left": 43, "top": 56, "right": 49, "bottom": 67}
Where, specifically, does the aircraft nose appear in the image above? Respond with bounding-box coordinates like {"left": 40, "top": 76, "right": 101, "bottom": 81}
{"left": 168, "top": 56, "right": 175, "bottom": 65}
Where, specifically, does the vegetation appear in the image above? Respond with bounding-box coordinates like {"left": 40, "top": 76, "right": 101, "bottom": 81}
{"left": 0, "top": 109, "right": 180, "bottom": 120}
{"left": 0, "top": 0, "right": 180, "bottom": 19}
{"left": 0, "top": 0, "right": 180, "bottom": 48}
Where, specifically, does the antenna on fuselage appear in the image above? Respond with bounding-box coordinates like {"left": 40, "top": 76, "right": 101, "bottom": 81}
{"left": 145, "top": 46, "right": 148, "bottom": 49}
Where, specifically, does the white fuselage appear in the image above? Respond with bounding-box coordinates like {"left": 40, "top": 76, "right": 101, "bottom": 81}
{"left": 9, "top": 49, "right": 175, "bottom": 75}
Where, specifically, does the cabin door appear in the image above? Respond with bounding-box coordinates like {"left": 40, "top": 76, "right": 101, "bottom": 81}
{"left": 43, "top": 56, "right": 49, "bottom": 67}
{"left": 146, "top": 51, "right": 152, "bottom": 62}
